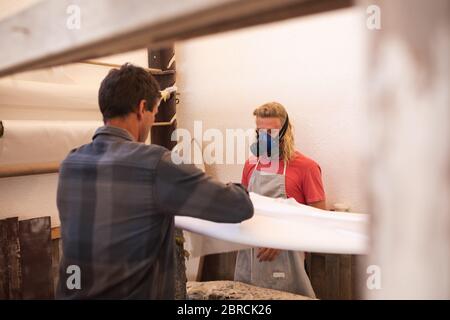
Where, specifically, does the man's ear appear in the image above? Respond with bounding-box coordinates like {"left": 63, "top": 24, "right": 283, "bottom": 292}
{"left": 150, "top": 98, "right": 161, "bottom": 116}
{"left": 136, "top": 100, "right": 147, "bottom": 120}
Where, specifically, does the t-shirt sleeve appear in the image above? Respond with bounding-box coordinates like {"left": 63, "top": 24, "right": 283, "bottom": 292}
{"left": 302, "top": 164, "right": 326, "bottom": 204}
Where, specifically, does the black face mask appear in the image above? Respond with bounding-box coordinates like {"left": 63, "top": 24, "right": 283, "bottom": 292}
{"left": 250, "top": 114, "right": 289, "bottom": 158}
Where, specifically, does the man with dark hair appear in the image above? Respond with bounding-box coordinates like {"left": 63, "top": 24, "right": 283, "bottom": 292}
{"left": 56, "top": 63, "right": 253, "bottom": 299}
{"left": 98, "top": 63, "right": 162, "bottom": 122}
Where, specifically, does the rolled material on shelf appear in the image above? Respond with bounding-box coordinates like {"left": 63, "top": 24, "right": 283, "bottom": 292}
{"left": 0, "top": 161, "right": 59, "bottom": 178}
{"left": 0, "top": 78, "right": 98, "bottom": 110}
{"left": 176, "top": 192, "right": 369, "bottom": 255}
{"left": 0, "top": 120, "right": 102, "bottom": 165}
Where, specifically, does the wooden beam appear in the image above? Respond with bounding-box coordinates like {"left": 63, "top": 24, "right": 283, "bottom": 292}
{"left": 0, "top": 0, "right": 353, "bottom": 77}
{"left": 80, "top": 60, "right": 175, "bottom": 75}
{"left": 148, "top": 45, "right": 187, "bottom": 299}
{"left": 0, "top": 162, "right": 60, "bottom": 178}
{"left": 149, "top": 47, "right": 177, "bottom": 150}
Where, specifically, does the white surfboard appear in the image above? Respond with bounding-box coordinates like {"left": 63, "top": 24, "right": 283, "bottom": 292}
{"left": 176, "top": 192, "right": 369, "bottom": 255}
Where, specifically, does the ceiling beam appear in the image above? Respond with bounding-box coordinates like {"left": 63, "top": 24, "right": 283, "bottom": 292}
{"left": 0, "top": 0, "right": 352, "bottom": 77}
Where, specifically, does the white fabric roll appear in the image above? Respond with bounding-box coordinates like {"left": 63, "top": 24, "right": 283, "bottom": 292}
{"left": 0, "top": 78, "right": 98, "bottom": 110}
{"left": 0, "top": 120, "right": 102, "bottom": 165}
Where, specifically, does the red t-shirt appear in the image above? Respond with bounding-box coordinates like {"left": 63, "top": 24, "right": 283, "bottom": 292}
{"left": 242, "top": 151, "right": 325, "bottom": 205}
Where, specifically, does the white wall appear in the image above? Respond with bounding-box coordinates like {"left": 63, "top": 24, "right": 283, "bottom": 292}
{"left": 176, "top": 7, "right": 368, "bottom": 212}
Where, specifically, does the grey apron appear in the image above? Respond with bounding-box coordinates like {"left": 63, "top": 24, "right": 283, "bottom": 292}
{"left": 234, "top": 160, "right": 316, "bottom": 298}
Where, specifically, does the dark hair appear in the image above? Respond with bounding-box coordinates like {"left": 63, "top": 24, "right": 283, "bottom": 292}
{"left": 98, "top": 63, "right": 161, "bottom": 120}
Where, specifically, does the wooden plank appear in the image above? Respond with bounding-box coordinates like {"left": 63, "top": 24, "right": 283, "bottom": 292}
{"left": 310, "top": 253, "right": 358, "bottom": 300}
{"left": 325, "top": 254, "right": 339, "bottom": 299}
{"left": 351, "top": 254, "right": 363, "bottom": 300}
{"left": 199, "top": 252, "right": 238, "bottom": 281}
{"left": 338, "top": 254, "right": 353, "bottom": 300}
{"left": 0, "top": 219, "right": 9, "bottom": 298}
{"left": 310, "top": 253, "right": 326, "bottom": 299}
{"left": 3, "top": 218, "right": 22, "bottom": 299}
{"left": 51, "top": 238, "right": 62, "bottom": 295}
{"left": 0, "top": 0, "right": 353, "bottom": 77}
{"left": 173, "top": 0, "right": 353, "bottom": 41}
{"left": 18, "top": 217, "right": 54, "bottom": 299}
{"left": 196, "top": 256, "right": 206, "bottom": 282}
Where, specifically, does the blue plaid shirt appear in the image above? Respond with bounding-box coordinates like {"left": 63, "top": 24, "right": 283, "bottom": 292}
{"left": 56, "top": 125, "right": 253, "bottom": 299}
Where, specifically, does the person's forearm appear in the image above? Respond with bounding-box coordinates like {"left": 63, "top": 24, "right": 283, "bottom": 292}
{"left": 155, "top": 152, "right": 254, "bottom": 222}
{"left": 308, "top": 200, "right": 326, "bottom": 210}
{"left": 204, "top": 182, "right": 254, "bottom": 223}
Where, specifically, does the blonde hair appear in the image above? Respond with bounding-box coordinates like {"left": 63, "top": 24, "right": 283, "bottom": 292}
{"left": 253, "top": 102, "right": 295, "bottom": 161}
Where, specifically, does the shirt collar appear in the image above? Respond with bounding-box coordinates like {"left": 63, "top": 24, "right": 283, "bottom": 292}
{"left": 92, "top": 125, "right": 135, "bottom": 142}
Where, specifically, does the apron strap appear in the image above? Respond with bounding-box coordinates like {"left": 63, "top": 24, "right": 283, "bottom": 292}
{"left": 255, "top": 159, "right": 287, "bottom": 175}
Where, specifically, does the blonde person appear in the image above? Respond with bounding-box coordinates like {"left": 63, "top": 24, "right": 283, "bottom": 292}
{"left": 234, "top": 102, "right": 326, "bottom": 298}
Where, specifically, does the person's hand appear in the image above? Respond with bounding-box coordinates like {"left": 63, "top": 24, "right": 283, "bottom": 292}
{"left": 257, "top": 248, "right": 281, "bottom": 262}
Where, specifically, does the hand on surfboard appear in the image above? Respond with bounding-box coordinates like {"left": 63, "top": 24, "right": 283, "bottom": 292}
{"left": 257, "top": 248, "right": 281, "bottom": 262}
